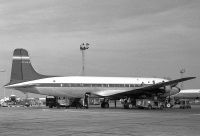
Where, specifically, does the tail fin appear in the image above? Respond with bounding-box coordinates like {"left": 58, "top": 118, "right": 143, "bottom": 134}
{"left": 8, "top": 48, "right": 48, "bottom": 84}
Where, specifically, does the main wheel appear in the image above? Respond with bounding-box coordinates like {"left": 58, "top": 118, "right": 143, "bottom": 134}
{"left": 160, "top": 105, "right": 164, "bottom": 110}
{"left": 101, "top": 102, "right": 105, "bottom": 108}
{"left": 166, "top": 103, "right": 171, "bottom": 108}
{"left": 101, "top": 102, "right": 109, "bottom": 108}
{"left": 104, "top": 103, "right": 109, "bottom": 108}
{"left": 148, "top": 105, "right": 152, "bottom": 110}
{"left": 49, "top": 105, "right": 53, "bottom": 108}
{"left": 123, "top": 103, "right": 129, "bottom": 109}
{"left": 128, "top": 103, "right": 133, "bottom": 109}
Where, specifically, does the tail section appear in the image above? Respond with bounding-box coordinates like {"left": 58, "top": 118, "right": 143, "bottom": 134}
{"left": 8, "top": 48, "right": 48, "bottom": 84}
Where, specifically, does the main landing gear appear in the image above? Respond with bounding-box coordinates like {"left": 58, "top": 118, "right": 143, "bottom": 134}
{"left": 83, "top": 93, "right": 90, "bottom": 109}
{"left": 101, "top": 98, "right": 109, "bottom": 108}
{"left": 123, "top": 97, "right": 135, "bottom": 109}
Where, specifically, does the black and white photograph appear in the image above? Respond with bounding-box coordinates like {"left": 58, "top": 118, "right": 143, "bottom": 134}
{"left": 0, "top": 0, "right": 200, "bottom": 136}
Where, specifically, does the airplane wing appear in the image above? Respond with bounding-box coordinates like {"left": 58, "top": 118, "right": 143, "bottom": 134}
{"left": 95, "top": 77, "right": 195, "bottom": 98}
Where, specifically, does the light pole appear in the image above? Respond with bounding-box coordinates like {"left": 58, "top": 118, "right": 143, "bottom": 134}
{"left": 0, "top": 69, "right": 6, "bottom": 100}
{"left": 180, "top": 68, "right": 186, "bottom": 89}
{"left": 80, "top": 43, "right": 89, "bottom": 76}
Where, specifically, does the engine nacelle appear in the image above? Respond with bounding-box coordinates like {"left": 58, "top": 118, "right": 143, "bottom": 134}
{"left": 171, "top": 87, "right": 180, "bottom": 95}
{"left": 164, "top": 85, "right": 172, "bottom": 93}
{"left": 163, "top": 86, "right": 180, "bottom": 97}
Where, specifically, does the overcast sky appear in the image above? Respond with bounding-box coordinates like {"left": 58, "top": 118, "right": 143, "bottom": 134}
{"left": 0, "top": 0, "right": 200, "bottom": 98}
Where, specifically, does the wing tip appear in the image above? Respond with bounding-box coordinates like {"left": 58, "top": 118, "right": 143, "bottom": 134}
{"left": 185, "top": 77, "right": 196, "bottom": 80}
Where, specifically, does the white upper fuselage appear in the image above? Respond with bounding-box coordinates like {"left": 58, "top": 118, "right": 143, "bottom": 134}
{"left": 6, "top": 76, "right": 168, "bottom": 98}
{"left": 173, "top": 89, "right": 200, "bottom": 99}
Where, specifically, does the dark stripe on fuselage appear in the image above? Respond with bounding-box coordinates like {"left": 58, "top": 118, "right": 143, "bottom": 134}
{"left": 34, "top": 83, "right": 151, "bottom": 88}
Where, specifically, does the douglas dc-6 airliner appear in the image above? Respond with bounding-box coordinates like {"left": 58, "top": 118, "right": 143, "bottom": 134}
{"left": 5, "top": 49, "right": 195, "bottom": 108}
{"left": 173, "top": 89, "right": 200, "bottom": 99}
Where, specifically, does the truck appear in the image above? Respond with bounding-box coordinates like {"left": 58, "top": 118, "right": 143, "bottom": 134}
{"left": 46, "top": 96, "right": 70, "bottom": 108}
{"left": 46, "top": 96, "right": 86, "bottom": 108}
{"left": 46, "top": 96, "right": 58, "bottom": 108}
{"left": 136, "top": 99, "right": 165, "bottom": 110}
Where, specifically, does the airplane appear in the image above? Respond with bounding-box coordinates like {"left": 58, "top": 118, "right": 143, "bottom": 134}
{"left": 164, "top": 89, "right": 200, "bottom": 108}
{"left": 4, "top": 48, "right": 196, "bottom": 109}
{"left": 173, "top": 89, "right": 200, "bottom": 99}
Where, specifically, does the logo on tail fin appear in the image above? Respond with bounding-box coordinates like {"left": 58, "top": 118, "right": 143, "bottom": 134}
{"left": 8, "top": 48, "right": 49, "bottom": 85}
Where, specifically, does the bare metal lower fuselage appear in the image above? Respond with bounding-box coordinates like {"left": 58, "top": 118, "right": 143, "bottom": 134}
{"left": 7, "top": 76, "right": 169, "bottom": 98}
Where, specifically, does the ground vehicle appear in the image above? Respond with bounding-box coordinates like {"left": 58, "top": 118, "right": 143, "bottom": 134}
{"left": 136, "top": 99, "right": 165, "bottom": 109}
{"left": 46, "top": 96, "right": 88, "bottom": 108}
{"left": 46, "top": 96, "right": 70, "bottom": 108}
{"left": 46, "top": 96, "right": 58, "bottom": 108}
{"left": 1, "top": 102, "right": 8, "bottom": 107}
{"left": 121, "top": 98, "right": 136, "bottom": 109}
{"left": 179, "top": 99, "right": 191, "bottom": 109}
{"left": 24, "top": 102, "right": 30, "bottom": 107}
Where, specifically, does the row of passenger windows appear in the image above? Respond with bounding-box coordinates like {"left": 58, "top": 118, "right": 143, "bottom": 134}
{"left": 41, "top": 83, "right": 149, "bottom": 87}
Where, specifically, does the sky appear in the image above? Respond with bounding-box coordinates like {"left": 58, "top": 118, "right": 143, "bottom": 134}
{"left": 0, "top": 0, "right": 200, "bottom": 98}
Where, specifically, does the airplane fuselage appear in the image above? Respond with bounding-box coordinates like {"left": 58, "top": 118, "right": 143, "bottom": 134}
{"left": 7, "top": 76, "right": 168, "bottom": 98}
{"left": 173, "top": 89, "right": 200, "bottom": 99}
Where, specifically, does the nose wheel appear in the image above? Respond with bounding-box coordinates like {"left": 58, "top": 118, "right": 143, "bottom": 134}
{"left": 166, "top": 103, "right": 171, "bottom": 108}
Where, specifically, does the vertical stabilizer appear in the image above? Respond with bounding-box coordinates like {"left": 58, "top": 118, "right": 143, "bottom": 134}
{"left": 9, "top": 48, "right": 48, "bottom": 84}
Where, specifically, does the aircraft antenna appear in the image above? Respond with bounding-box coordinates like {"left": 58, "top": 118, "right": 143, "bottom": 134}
{"left": 80, "top": 43, "right": 89, "bottom": 76}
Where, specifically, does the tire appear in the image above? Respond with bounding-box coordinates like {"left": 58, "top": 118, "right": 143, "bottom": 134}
{"left": 148, "top": 105, "right": 152, "bottom": 110}
{"left": 101, "top": 102, "right": 105, "bottom": 108}
{"left": 49, "top": 105, "right": 53, "bottom": 108}
{"left": 128, "top": 103, "right": 133, "bottom": 109}
{"left": 65, "top": 106, "right": 69, "bottom": 109}
{"left": 104, "top": 103, "right": 109, "bottom": 108}
{"left": 124, "top": 103, "right": 129, "bottom": 109}
{"left": 56, "top": 105, "right": 60, "bottom": 109}
{"left": 160, "top": 105, "right": 164, "bottom": 110}
{"left": 124, "top": 104, "right": 128, "bottom": 109}
{"left": 166, "top": 103, "right": 171, "bottom": 108}
{"left": 101, "top": 102, "right": 109, "bottom": 108}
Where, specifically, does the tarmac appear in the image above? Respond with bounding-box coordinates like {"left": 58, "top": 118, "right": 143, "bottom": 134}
{"left": 0, "top": 105, "right": 200, "bottom": 136}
